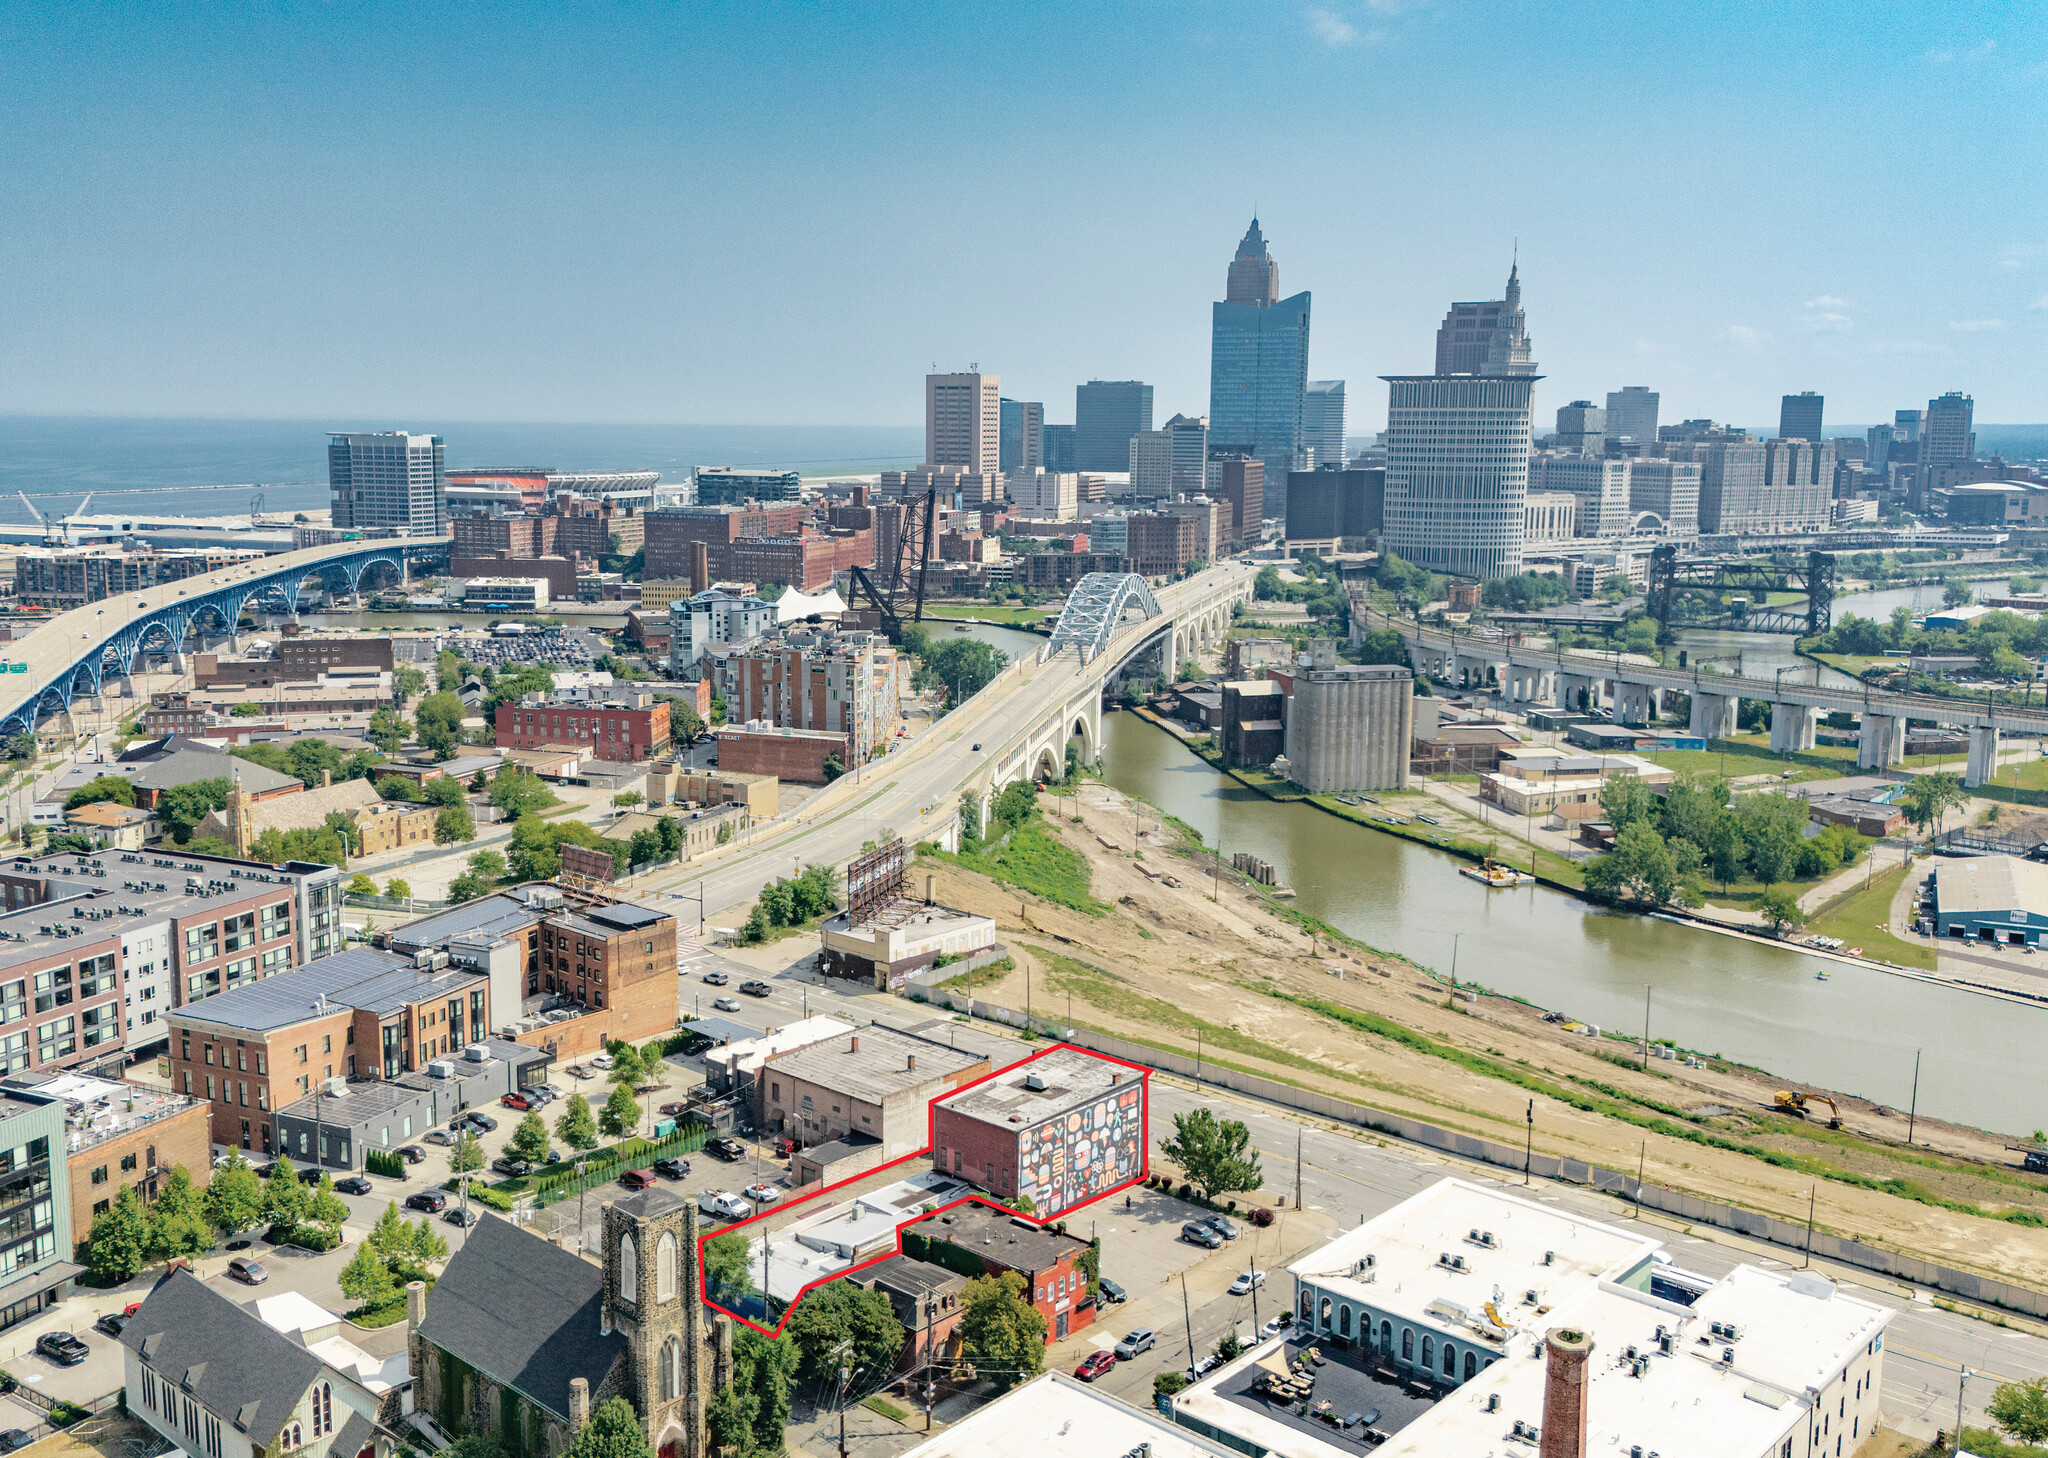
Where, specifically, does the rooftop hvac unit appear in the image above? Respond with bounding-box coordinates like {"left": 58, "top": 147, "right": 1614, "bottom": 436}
{"left": 462, "top": 1044, "right": 489, "bottom": 1063}
{"left": 324, "top": 1076, "right": 346, "bottom": 1097}
{"left": 1023, "top": 1071, "right": 1048, "bottom": 1091}
{"left": 414, "top": 949, "right": 437, "bottom": 968}
{"left": 426, "top": 1059, "right": 457, "bottom": 1079}
{"left": 1485, "top": 1394, "right": 1500, "bottom": 1413}
{"left": 430, "top": 951, "right": 450, "bottom": 970}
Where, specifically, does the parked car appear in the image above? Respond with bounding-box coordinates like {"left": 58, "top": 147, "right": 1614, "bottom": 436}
{"left": 566, "top": 1065, "right": 594, "bottom": 1080}
{"left": 1075, "top": 1351, "right": 1118, "bottom": 1382}
{"left": 397, "top": 1145, "right": 426, "bottom": 1164}
{"left": 1181, "top": 1221, "right": 1224, "bottom": 1249}
{"left": 335, "top": 1176, "right": 373, "bottom": 1196}
{"left": 445, "top": 1208, "right": 480, "bottom": 1228}
{"left": 1260, "top": 1312, "right": 1294, "bottom": 1340}
{"left": 699, "top": 1191, "right": 751, "bottom": 1220}
{"left": 1097, "top": 1277, "right": 1127, "bottom": 1304}
{"left": 1185, "top": 1353, "right": 1222, "bottom": 1382}
{"left": 407, "top": 1192, "right": 449, "bottom": 1214}
{"left": 706, "top": 1136, "right": 747, "bottom": 1161}
{"left": 1228, "top": 1269, "right": 1267, "bottom": 1295}
{"left": 461, "top": 1112, "right": 499, "bottom": 1133}
{"left": 773, "top": 1138, "right": 797, "bottom": 1157}
{"left": 1201, "top": 1215, "right": 1241, "bottom": 1241}
{"left": 654, "top": 1158, "right": 691, "bottom": 1181}
{"left": 739, "top": 980, "right": 772, "bottom": 997}
{"left": 94, "top": 1311, "right": 131, "bottom": 1338}
{"left": 1113, "top": 1329, "right": 1156, "bottom": 1359}
{"left": 226, "top": 1256, "right": 269, "bottom": 1286}
{"left": 492, "top": 1157, "right": 532, "bottom": 1178}
{"left": 500, "top": 1092, "right": 533, "bottom": 1111}
{"left": 528, "top": 1085, "right": 558, "bottom": 1105}
{"left": 971, "top": 743, "right": 982, "bottom": 752}
{"left": 619, "top": 1169, "right": 658, "bottom": 1192}
{"left": 712, "top": 996, "right": 741, "bottom": 1012}
{"left": 296, "top": 1165, "right": 326, "bottom": 1184}
{"left": 659, "top": 1101, "right": 691, "bottom": 1116}
{"left": 701, "top": 971, "right": 729, "bottom": 986}
{"left": 590, "top": 1053, "right": 614, "bottom": 1070}
{"left": 742, "top": 1182, "right": 781, "bottom": 1205}
{"left": 423, "top": 1130, "right": 457, "bottom": 1147}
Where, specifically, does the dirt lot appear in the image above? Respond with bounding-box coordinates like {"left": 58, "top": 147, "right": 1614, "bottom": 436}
{"left": 908, "top": 780, "right": 2048, "bottom": 1289}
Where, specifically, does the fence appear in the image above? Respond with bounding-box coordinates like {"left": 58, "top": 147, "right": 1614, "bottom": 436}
{"left": 528, "top": 1123, "right": 710, "bottom": 1206}
{"left": 911, "top": 986, "right": 2048, "bottom": 1319}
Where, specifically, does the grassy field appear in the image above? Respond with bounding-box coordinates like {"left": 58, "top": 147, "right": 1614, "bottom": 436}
{"left": 920, "top": 603, "right": 1053, "bottom": 626}
{"left": 1801, "top": 863, "right": 1935, "bottom": 970}
{"left": 1981, "top": 752, "right": 2048, "bottom": 790}
{"left": 1808, "top": 651, "right": 1896, "bottom": 676}
{"left": 1633, "top": 740, "right": 1844, "bottom": 784}
{"left": 920, "top": 818, "right": 1109, "bottom": 916}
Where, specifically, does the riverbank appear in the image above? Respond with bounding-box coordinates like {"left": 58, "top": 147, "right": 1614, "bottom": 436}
{"left": 913, "top": 778, "right": 2048, "bottom": 1292}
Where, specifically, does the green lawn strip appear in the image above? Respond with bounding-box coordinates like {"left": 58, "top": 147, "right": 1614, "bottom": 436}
{"left": 932, "top": 955, "right": 1014, "bottom": 992}
{"left": 1808, "top": 652, "right": 1896, "bottom": 676}
{"left": 1802, "top": 864, "right": 1935, "bottom": 970}
{"left": 920, "top": 821, "right": 1108, "bottom": 916}
{"left": 1634, "top": 743, "right": 1841, "bottom": 784}
{"left": 863, "top": 1395, "right": 911, "bottom": 1422}
{"left": 919, "top": 605, "right": 1050, "bottom": 627}
{"left": 1262, "top": 988, "right": 2048, "bottom": 1224}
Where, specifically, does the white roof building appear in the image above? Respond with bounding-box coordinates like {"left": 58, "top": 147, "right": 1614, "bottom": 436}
{"left": 897, "top": 1371, "right": 1238, "bottom": 1458}
{"left": 701, "top": 1016, "right": 855, "bottom": 1087}
{"left": 1170, "top": 1178, "right": 1891, "bottom": 1458}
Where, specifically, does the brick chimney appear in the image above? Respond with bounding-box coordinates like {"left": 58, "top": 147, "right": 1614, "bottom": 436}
{"left": 569, "top": 1377, "right": 591, "bottom": 1433}
{"left": 321, "top": 769, "right": 332, "bottom": 788}
{"left": 405, "top": 1279, "right": 426, "bottom": 1335}
{"left": 849, "top": 1035, "right": 859, "bottom": 1053}
{"left": 1540, "top": 1327, "right": 1594, "bottom": 1458}
{"left": 906, "top": 1054, "right": 916, "bottom": 1072}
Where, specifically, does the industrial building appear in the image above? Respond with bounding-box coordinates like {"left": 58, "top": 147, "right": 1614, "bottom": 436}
{"left": 758, "top": 1024, "right": 988, "bottom": 1163}
{"left": 1927, "top": 854, "right": 2048, "bottom": 946}
{"left": 929, "top": 1046, "right": 1145, "bottom": 1218}
{"left": 1281, "top": 661, "right": 1414, "bottom": 793}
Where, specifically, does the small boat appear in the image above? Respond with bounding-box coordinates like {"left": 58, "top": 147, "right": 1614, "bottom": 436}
{"left": 954, "top": 624, "right": 972, "bottom": 632}
{"left": 1415, "top": 814, "right": 1441, "bottom": 826}
{"left": 1814, "top": 971, "right": 1831, "bottom": 980}
{"left": 1461, "top": 858, "right": 1534, "bottom": 888}
{"left": 1360, "top": 795, "right": 1380, "bottom": 804}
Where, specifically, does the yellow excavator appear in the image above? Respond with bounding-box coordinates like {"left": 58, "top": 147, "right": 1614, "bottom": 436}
{"left": 1774, "top": 1090, "right": 1842, "bottom": 1129}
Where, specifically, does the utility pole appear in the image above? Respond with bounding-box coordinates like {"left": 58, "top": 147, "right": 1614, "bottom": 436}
{"left": 1180, "top": 1272, "right": 1197, "bottom": 1374}
{"left": 1523, "top": 1100, "right": 1533, "bottom": 1185}
{"left": 1804, "top": 1186, "right": 1816, "bottom": 1268}
{"left": 1641, "top": 984, "right": 1651, "bottom": 1072}
{"left": 1907, "top": 1048, "right": 1922, "bottom": 1145}
{"left": 1294, "top": 1126, "right": 1302, "bottom": 1211}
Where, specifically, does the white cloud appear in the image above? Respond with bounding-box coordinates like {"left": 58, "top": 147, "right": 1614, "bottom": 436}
{"left": 1801, "top": 311, "right": 1853, "bottom": 333}
{"left": 1804, "top": 294, "right": 1848, "bottom": 309}
{"left": 1724, "top": 325, "right": 1765, "bottom": 345}
{"left": 1948, "top": 318, "right": 2008, "bottom": 332}
{"left": 1306, "top": 5, "right": 1390, "bottom": 45}
{"left": 2001, "top": 258, "right": 2024, "bottom": 270}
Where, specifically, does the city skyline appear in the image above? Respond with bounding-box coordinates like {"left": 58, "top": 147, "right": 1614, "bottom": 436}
{"left": 1, "top": 3, "right": 2042, "bottom": 431}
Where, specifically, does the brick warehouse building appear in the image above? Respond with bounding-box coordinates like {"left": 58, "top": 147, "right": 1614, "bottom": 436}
{"left": 930, "top": 1047, "right": 1145, "bottom": 1218}
{"left": 496, "top": 692, "right": 671, "bottom": 760}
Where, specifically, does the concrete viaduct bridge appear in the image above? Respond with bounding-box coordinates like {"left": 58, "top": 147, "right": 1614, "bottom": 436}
{"left": 957, "top": 564, "right": 1255, "bottom": 813}
{"left": 1371, "top": 608, "right": 2048, "bottom": 787}
{"left": 0, "top": 537, "right": 449, "bottom": 739}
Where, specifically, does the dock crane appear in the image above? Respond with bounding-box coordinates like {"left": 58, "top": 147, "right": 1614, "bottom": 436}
{"left": 17, "top": 492, "right": 94, "bottom": 547}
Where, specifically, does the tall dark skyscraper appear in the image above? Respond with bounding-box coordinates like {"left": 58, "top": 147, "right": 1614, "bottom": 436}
{"left": 328, "top": 430, "right": 446, "bottom": 533}
{"left": 999, "top": 398, "right": 1043, "bottom": 472}
{"left": 1779, "top": 391, "right": 1824, "bottom": 441}
{"left": 1074, "top": 380, "right": 1153, "bottom": 471}
{"left": 1922, "top": 392, "right": 1975, "bottom": 466}
{"left": 1209, "top": 219, "right": 1311, "bottom": 514}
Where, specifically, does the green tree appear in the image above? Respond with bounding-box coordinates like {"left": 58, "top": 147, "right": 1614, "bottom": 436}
{"left": 147, "top": 1208, "right": 214, "bottom": 1261}
{"left": 705, "top": 1385, "right": 757, "bottom": 1458}
{"left": 1159, "top": 1107, "right": 1263, "bottom": 1202}
{"left": 425, "top": 775, "right": 468, "bottom": 807}
{"left": 736, "top": 1329, "right": 795, "bottom": 1454}
{"left": 436, "top": 649, "right": 465, "bottom": 692}
{"left": 556, "top": 1093, "right": 600, "bottom": 1150}
{"left": 340, "top": 1242, "right": 398, "bottom": 1306}
{"left": 410, "top": 1219, "right": 450, "bottom": 1266}
{"left": 1899, "top": 770, "right": 1969, "bottom": 839}
{"left": 599, "top": 1082, "right": 641, "bottom": 1138}
{"left": 64, "top": 775, "right": 136, "bottom": 810}
{"left": 386, "top": 877, "right": 412, "bottom": 900}
{"left": 395, "top": 666, "right": 428, "bottom": 704}
{"left": 468, "top": 849, "right": 508, "bottom": 882}
{"left": 367, "top": 707, "right": 411, "bottom": 754}
{"left": 958, "top": 1271, "right": 1046, "bottom": 1392}
{"left": 1658, "top": 773, "right": 1730, "bottom": 850}
{"left": 613, "top": 791, "right": 643, "bottom": 809}
{"left": 1583, "top": 821, "right": 1679, "bottom": 905}
{"left": 346, "top": 872, "right": 378, "bottom": 895}
{"left": 1743, "top": 820, "right": 1802, "bottom": 888}
{"left": 159, "top": 776, "right": 232, "bottom": 842}
{"left": 376, "top": 774, "right": 423, "bottom": 802}
{"left": 308, "top": 1173, "right": 350, "bottom": 1228}
{"left": 204, "top": 1155, "right": 265, "bottom": 1233}
{"left": 1942, "top": 576, "right": 1975, "bottom": 608}
{"left": 77, "top": 1186, "right": 150, "bottom": 1285}
{"left": 262, "top": 1160, "right": 308, "bottom": 1227}
{"left": 1756, "top": 886, "right": 1807, "bottom": 937}
{"left": 567, "top": 1398, "right": 652, "bottom": 1458}
{"left": 450, "top": 1132, "right": 485, "bottom": 1173}
{"left": 154, "top": 1164, "right": 201, "bottom": 1221}
{"left": 1989, "top": 1377, "right": 2048, "bottom": 1446}
{"left": 704, "top": 1231, "right": 756, "bottom": 1304}
{"left": 510, "top": 1112, "right": 550, "bottom": 1163}
{"left": 489, "top": 768, "right": 558, "bottom": 818}
{"left": 435, "top": 803, "right": 477, "bottom": 844}
{"left": 370, "top": 1201, "right": 413, "bottom": 1260}
{"left": 1598, "top": 774, "right": 1659, "bottom": 832}
{"left": 783, "top": 1281, "right": 904, "bottom": 1386}
{"left": 672, "top": 702, "right": 705, "bottom": 749}
{"left": 447, "top": 873, "right": 488, "bottom": 904}
{"left": 1706, "top": 815, "right": 1747, "bottom": 889}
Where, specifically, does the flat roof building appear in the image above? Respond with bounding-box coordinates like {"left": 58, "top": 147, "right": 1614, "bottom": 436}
{"left": 761, "top": 1024, "right": 988, "bottom": 1169}
{"left": 896, "top": 1371, "right": 1237, "bottom": 1458}
{"left": 931, "top": 1047, "right": 1144, "bottom": 1218}
{"left": 1930, "top": 854, "right": 2048, "bottom": 947}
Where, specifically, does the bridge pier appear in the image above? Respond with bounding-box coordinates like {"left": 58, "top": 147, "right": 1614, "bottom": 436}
{"left": 1557, "top": 673, "right": 1598, "bottom": 714}
{"left": 1966, "top": 725, "right": 2001, "bottom": 787}
{"left": 1614, "top": 682, "right": 1657, "bottom": 727}
{"left": 1688, "top": 691, "right": 1736, "bottom": 740}
{"left": 1857, "top": 713, "right": 1906, "bottom": 769}
{"left": 1768, "top": 703, "right": 1817, "bottom": 753}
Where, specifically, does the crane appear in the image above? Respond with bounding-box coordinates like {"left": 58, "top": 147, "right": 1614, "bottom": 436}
{"left": 57, "top": 493, "right": 94, "bottom": 546}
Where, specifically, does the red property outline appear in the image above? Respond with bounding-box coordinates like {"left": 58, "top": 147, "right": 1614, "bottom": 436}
{"left": 692, "top": 1041, "right": 1152, "bottom": 1337}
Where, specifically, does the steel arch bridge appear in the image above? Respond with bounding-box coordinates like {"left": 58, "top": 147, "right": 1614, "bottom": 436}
{"left": 1042, "top": 572, "right": 1162, "bottom": 663}
{"left": 0, "top": 537, "right": 449, "bottom": 738}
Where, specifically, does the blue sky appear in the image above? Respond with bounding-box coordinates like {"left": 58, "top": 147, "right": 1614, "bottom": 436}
{"left": 3, "top": 1, "right": 2043, "bottom": 432}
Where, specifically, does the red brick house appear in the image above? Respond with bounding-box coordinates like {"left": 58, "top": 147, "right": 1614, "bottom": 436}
{"left": 495, "top": 694, "right": 671, "bottom": 761}
{"left": 902, "top": 1201, "right": 1097, "bottom": 1342}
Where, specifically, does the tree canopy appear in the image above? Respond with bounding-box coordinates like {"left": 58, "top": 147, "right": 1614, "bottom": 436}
{"left": 958, "top": 1271, "right": 1046, "bottom": 1391}
{"left": 1160, "top": 1107, "right": 1263, "bottom": 1201}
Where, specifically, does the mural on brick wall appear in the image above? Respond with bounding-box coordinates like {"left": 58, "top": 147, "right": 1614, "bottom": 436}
{"left": 1017, "top": 1084, "right": 1144, "bottom": 1217}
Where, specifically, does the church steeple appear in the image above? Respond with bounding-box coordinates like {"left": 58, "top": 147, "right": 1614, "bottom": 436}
{"left": 225, "top": 769, "right": 254, "bottom": 859}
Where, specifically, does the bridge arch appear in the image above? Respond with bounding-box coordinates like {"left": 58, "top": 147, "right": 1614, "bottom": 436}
{"left": 1045, "top": 573, "right": 1162, "bottom": 663}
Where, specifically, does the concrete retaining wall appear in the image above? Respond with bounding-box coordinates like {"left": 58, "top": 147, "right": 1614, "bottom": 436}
{"left": 909, "top": 987, "right": 2048, "bottom": 1317}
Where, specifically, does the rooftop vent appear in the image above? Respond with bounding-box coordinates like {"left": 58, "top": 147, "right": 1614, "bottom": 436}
{"left": 1023, "top": 1071, "right": 1047, "bottom": 1092}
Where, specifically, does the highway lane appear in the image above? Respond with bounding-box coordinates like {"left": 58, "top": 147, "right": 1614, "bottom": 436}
{"left": 696, "top": 962, "right": 2029, "bottom": 1441}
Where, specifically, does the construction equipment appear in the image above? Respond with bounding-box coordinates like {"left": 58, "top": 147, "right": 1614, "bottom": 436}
{"left": 1773, "top": 1090, "right": 1842, "bottom": 1129}
{"left": 19, "top": 492, "right": 95, "bottom": 547}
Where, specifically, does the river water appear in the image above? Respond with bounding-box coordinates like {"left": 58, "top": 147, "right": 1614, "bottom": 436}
{"left": 1090, "top": 708, "right": 2047, "bottom": 1134}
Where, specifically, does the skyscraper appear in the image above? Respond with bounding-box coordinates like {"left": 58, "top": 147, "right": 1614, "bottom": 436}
{"left": 1042, "top": 424, "right": 1076, "bottom": 472}
{"left": 1779, "top": 391, "right": 1824, "bottom": 441}
{"left": 1074, "top": 380, "right": 1154, "bottom": 471}
{"left": 999, "top": 398, "right": 1043, "bottom": 473}
{"left": 1209, "top": 219, "right": 1312, "bottom": 510}
{"left": 1128, "top": 414, "right": 1208, "bottom": 499}
{"left": 1304, "top": 381, "right": 1346, "bottom": 468}
{"left": 1604, "top": 386, "right": 1659, "bottom": 451}
{"left": 328, "top": 431, "right": 446, "bottom": 534}
{"left": 1554, "top": 401, "right": 1606, "bottom": 453}
{"left": 1922, "top": 392, "right": 1976, "bottom": 466}
{"left": 926, "top": 372, "right": 1001, "bottom": 473}
{"left": 1383, "top": 264, "right": 1539, "bottom": 579}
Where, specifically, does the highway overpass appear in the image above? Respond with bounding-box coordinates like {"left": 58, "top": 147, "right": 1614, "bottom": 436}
{"left": 0, "top": 537, "right": 448, "bottom": 739}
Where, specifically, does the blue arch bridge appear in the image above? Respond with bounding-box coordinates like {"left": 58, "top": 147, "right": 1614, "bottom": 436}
{"left": 0, "top": 537, "right": 449, "bottom": 739}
